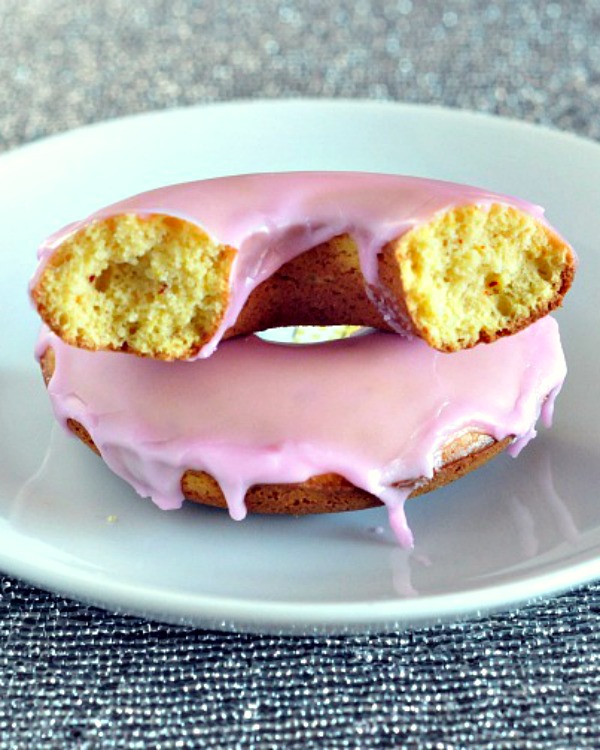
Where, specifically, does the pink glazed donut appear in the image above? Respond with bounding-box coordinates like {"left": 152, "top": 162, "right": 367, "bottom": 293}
{"left": 32, "top": 173, "right": 573, "bottom": 545}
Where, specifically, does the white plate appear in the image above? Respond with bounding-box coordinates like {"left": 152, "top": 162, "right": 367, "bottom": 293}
{"left": 1, "top": 100, "right": 599, "bottom": 634}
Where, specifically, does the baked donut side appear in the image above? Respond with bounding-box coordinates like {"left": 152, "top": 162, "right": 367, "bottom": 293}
{"left": 39, "top": 347, "right": 511, "bottom": 515}
{"left": 181, "top": 434, "right": 512, "bottom": 514}
{"left": 224, "top": 234, "right": 396, "bottom": 337}
{"left": 31, "top": 174, "right": 575, "bottom": 360}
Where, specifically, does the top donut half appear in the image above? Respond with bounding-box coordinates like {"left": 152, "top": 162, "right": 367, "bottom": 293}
{"left": 30, "top": 172, "right": 575, "bottom": 359}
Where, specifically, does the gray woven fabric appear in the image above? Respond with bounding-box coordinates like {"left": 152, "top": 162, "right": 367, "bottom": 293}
{"left": 1, "top": 575, "right": 599, "bottom": 749}
{"left": 2, "top": 0, "right": 600, "bottom": 746}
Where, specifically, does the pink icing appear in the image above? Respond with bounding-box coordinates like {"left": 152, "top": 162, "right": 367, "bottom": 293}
{"left": 31, "top": 172, "right": 555, "bottom": 358}
{"left": 37, "top": 317, "right": 566, "bottom": 547}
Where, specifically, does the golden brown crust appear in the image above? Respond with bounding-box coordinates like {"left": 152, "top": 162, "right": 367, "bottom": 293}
{"left": 40, "top": 347, "right": 512, "bottom": 515}
{"left": 225, "top": 235, "right": 395, "bottom": 338}
{"left": 181, "top": 434, "right": 511, "bottom": 514}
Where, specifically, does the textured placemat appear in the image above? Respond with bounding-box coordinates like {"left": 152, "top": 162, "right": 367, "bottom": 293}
{"left": 0, "top": 576, "right": 599, "bottom": 748}
{"left": 2, "top": 1, "right": 600, "bottom": 747}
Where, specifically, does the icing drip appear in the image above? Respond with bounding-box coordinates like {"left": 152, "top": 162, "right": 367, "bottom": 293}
{"left": 37, "top": 317, "right": 566, "bottom": 546}
{"left": 31, "top": 172, "right": 556, "bottom": 358}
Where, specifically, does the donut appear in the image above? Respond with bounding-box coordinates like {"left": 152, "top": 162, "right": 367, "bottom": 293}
{"left": 30, "top": 172, "right": 575, "bottom": 361}
{"left": 36, "top": 317, "right": 566, "bottom": 546}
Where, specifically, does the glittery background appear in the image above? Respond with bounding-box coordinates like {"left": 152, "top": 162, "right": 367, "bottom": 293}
{"left": 3, "top": 0, "right": 600, "bottom": 152}
{"left": 2, "top": 0, "right": 600, "bottom": 747}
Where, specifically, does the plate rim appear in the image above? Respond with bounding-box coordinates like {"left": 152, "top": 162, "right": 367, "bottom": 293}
{"left": 1, "top": 538, "right": 599, "bottom": 633}
{"left": 4, "top": 96, "right": 600, "bottom": 165}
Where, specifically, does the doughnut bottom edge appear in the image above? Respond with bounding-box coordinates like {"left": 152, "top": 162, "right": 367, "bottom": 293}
{"left": 59, "top": 411, "right": 511, "bottom": 516}
{"left": 181, "top": 435, "right": 511, "bottom": 514}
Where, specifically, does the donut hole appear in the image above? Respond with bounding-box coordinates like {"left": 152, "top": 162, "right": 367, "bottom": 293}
{"left": 394, "top": 203, "right": 571, "bottom": 351}
{"left": 257, "top": 325, "right": 364, "bottom": 345}
{"left": 34, "top": 214, "right": 235, "bottom": 359}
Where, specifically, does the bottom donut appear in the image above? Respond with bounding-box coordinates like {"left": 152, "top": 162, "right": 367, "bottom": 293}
{"left": 37, "top": 318, "right": 566, "bottom": 546}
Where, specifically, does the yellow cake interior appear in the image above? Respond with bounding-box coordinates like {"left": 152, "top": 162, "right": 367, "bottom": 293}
{"left": 34, "top": 214, "right": 233, "bottom": 359}
{"left": 394, "top": 203, "right": 571, "bottom": 351}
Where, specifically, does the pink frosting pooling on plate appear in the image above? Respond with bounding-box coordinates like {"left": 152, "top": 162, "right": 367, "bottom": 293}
{"left": 37, "top": 317, "right": 566, "bottom": 547}
{"left": 32, "top": 172, "right": 554, "bottom": 358}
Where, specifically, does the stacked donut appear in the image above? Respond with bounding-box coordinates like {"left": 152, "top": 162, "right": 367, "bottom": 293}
{"left": 31, "top": 173, "right": 575, "bottom": 545}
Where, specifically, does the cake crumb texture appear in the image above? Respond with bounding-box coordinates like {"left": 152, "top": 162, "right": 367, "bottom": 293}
{"left": 33, "top": 214, "right": 235, "bottom": 360}
{"left": 386, "top": 204, "right": 573, "bottom": 351}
